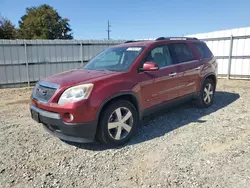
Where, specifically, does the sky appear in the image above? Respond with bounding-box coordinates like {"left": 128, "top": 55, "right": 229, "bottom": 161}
{"left": 1, "top": 0, "right": 250, "bottom": 40}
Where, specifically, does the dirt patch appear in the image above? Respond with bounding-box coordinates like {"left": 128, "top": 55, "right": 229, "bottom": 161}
{"left": 0, "top": 79, "right": 250, "bottom": 188}
{"left": 2, "top": 99, "right": 31, "bottom": 106}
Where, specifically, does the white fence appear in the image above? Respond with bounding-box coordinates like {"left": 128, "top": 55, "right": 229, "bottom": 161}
{"left": 0, "top": 40, "right": 124, "bottom": 87}
{"left": 202, "top": 36, "right": 250, "bottom": 78}
{"left": 187, "top": 27, "right": 250, "bottom": 79}
{"left": 1, "top": 32, "right": 250, "bottom": 88}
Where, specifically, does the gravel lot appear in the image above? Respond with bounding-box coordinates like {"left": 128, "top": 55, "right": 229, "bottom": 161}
{"left": 0, "top": 79, "right": 250, "bottom": 188}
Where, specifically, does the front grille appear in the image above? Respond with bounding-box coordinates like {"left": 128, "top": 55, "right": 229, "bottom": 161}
{"left": 33, "top": 84, "right": 57, "bottom": 103}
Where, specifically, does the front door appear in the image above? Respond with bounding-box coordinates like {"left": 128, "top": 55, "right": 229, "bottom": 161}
{"left": 139, "top": 45, "right": 180, "bottom": 110}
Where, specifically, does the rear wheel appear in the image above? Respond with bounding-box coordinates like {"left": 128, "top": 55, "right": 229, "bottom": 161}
{"left": 96, "top": 100, "right": 139, "bottom": 146}
{"left": 196, "top": 78, "right": 215, "bottom": 108}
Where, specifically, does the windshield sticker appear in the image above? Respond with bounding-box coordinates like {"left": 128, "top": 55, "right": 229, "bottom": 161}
{"left": 126, "top": 47, "right": 142, "bottom": 51}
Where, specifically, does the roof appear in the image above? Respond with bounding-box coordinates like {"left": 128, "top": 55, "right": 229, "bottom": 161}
{"left": 113, "top": 37, "right": 200, "bottom": 48}
{"left": 114, "top": 40, "right": 155, "bottom": 48}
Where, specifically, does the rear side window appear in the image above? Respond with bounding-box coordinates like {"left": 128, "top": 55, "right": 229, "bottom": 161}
{"left": 194, "top": 42, "right": 213, "bottom": 59}
{"left": 168, "top": 43, "right": 195, "bottom": 63}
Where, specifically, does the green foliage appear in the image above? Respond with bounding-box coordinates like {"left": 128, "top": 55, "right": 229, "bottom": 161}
{"left": 18, "top": 4, "right": 73, "bottom": 39}
{"left": 0, "top": 17, "right": 18, "bottom": 39}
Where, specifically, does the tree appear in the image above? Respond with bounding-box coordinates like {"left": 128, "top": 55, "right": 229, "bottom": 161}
{"left": 18, "top": 4, "right": 73, "bottom": 39}
{"left": 0, "top": 17, "right": 18, "bottom": 39}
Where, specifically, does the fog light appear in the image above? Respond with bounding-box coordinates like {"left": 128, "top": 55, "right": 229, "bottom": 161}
{"left": 63, "top": 113, "right": 74, "bottom": 122}
{"left": 69, "top": 114, "right": 74, "bottom": 121}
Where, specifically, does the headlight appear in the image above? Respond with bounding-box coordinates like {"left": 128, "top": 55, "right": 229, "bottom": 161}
{"left": 58, "top": 84, "right": 94, "bottom": 105}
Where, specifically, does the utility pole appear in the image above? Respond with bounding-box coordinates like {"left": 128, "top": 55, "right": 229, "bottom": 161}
{"left": 106, "top": 20, "right": 111, "bottom": 40}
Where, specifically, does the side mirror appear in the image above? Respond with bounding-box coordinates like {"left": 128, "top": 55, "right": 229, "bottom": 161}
{"left": 140, "top": 61, "right": 159, "bottom": 72}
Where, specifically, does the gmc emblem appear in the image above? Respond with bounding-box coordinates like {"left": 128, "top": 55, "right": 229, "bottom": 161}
{"left": 37, "top": 87, "right": 48, "bottom": 96}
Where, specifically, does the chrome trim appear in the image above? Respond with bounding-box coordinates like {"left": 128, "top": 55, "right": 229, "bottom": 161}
{"left": 32, "top": 81, "right": 59, "bottom": 104}
{"left": 186, "top": 82, "right": 195, "bottom": 87}
{"left": 169, "top": 72, "right": 177, "bottom": 76}
{"left": 139, "top": 60, "right": 199, "bottom": 73}
{"left": 30, "top": 105, "right": 60, "bottom": 119}
{"left": 158, "top": 86, "right": 179, "bottom": 95}
{"left": 33, "top": 98, "right": 48, "bottom": 104}
{"left": 159, "top": 60, "right": 199, "bottom": 70}
{"left": 39, "top": 81, "right": 60, "bottom": 89}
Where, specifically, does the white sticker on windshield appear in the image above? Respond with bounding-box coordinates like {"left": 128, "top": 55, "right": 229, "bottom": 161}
{"left": 126, "top": 47, "right": 142, "bottom": 51}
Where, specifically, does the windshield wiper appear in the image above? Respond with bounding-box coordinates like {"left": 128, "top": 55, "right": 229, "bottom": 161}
{"left": 96, "top": 69, "right": 109, "bottom": 71}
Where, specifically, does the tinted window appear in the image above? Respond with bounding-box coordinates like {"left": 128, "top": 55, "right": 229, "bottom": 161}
{"left": 194, "top": 43, "right": 213, "bottom": 59}
{"left": 168, "top": 43, "right": 195, "bottom": 63}
{"left": 146, "top": 45, "right": 173, "bottom": 68}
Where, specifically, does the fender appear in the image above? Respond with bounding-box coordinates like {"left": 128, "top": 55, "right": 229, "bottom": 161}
{"left": 96, "top": 91, "right": 141, "bottom": 122}
{"left": 200, "top": 73, "right": 217, "bottom": 93}
{"left": 202, "top": 73, "right": 217, "bottom": 85}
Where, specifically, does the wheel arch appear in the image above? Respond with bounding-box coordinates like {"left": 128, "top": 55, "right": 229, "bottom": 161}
{"left": 202, "top": 73, "right": 217, "bottom": 90}
{"left": 96, "top": 92, "right": 141, "bottom": 124}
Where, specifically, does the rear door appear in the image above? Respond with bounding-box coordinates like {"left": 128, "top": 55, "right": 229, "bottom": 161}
{"left": 167, "top": 42, "right": 200, "bottom": 97}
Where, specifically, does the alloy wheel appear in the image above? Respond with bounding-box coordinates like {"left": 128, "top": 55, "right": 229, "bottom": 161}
{"left": 108, "top": 107, "right": 133, "bottom": 140}
{"left": 203, "top": 83, "right": 214, "bottom": 104}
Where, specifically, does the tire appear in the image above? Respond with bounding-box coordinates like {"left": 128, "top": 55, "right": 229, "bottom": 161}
{"left": 196, "top": 78, "right": 215, "bottom": 108}
{"left": 96, "top": 100, "right": 139, "bottom": 146}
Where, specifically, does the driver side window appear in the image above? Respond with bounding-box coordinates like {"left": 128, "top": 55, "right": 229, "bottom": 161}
{"left": 146, "top": 45, "right": 173, "bottom": 68}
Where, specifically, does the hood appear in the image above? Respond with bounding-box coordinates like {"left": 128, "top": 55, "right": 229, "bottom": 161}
{"left": 41, "top": 69, "right": 121, "bottom": 87}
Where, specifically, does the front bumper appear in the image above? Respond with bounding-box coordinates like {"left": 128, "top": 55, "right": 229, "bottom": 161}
{"left": 30, "top": 105, "right": 97, "bottom": 143}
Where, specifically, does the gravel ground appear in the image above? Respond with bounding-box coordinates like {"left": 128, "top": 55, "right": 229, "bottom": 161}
{"left": 0, "top": 79, "right": 250, "bottom": 188}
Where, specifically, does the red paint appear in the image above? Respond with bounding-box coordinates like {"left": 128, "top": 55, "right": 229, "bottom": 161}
{"left": 142, "top": 62, "right": 159, "bottom": 71}
{"left": 31, "top": 39, "right": 217, "bottom": 124}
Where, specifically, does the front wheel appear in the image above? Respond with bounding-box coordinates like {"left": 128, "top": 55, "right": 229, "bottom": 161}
{"left": 96, "top": 100, "right": 139, "bottom": 146}
{"left": 196, "top": 78, "right": 215, "bottom": 108}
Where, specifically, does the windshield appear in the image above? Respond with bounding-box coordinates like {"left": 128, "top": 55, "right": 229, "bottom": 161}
{"left": 83, "top": 46, "right": 144, "bottom": 72}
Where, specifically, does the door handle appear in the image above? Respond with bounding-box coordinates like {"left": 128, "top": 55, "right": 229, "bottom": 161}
{"left": 195, "top": 66, "right": 201, "bottom": 70}
{"left": 169, "top": 72, "right": 177, "bottom": 76}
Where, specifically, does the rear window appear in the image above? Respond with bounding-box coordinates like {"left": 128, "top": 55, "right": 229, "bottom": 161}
{"left": 194, "top": 42, "right": 213, "bottom": 59}
{"left": 168, "top": 43, "right": 195, "bottom": 63}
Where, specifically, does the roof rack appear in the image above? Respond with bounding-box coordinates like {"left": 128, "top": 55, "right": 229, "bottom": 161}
{"left": 124, "top": 39, "right": 151, "bottom": 43}
{"left": 155, "top": 37, "right": 198, "bottom": 41}
{"left": 124, "top": 40, "right": 137, "bottom": 43}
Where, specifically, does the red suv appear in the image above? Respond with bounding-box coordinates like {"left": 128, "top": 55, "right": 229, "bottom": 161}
{"left": 30, "top": 37, "right": 217, "bottom": 146}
